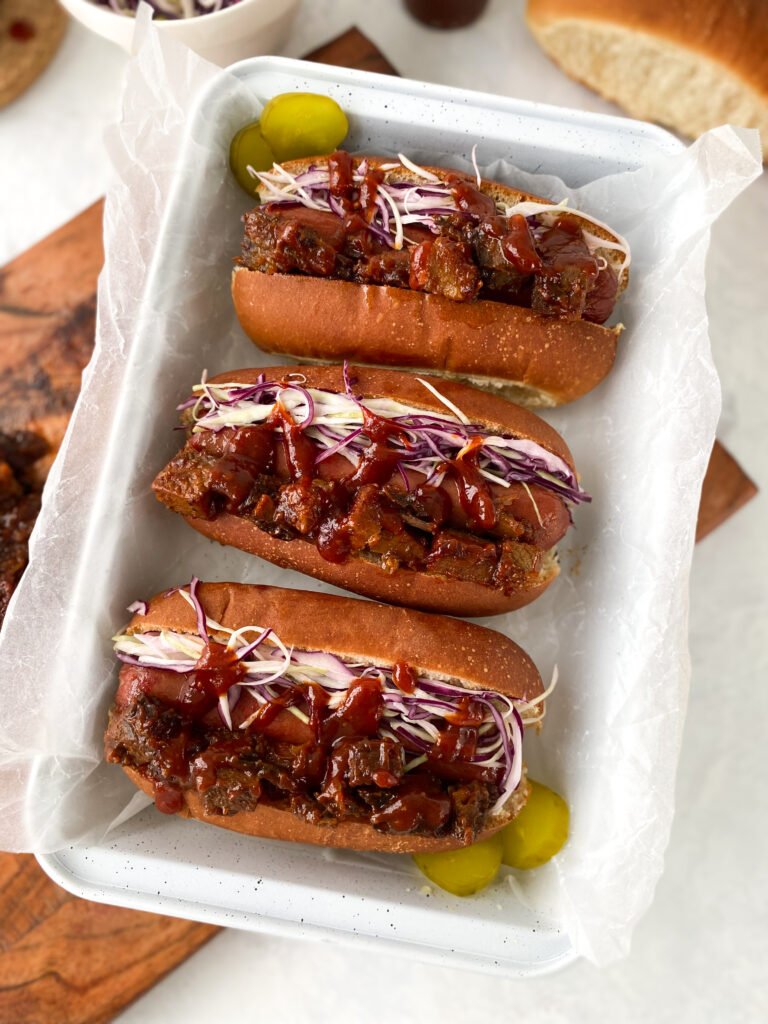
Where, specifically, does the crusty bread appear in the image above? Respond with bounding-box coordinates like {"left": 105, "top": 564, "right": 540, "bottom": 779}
{"left": 160, "top": 366, "right": 571, "bottom": 616}
{"left": 233, "top": 155, "right": 628, "bottom": 408}
{"left": 124, "top": 764, "right": 531, "bottom": 853}
{"left": 526, "top": 0, "right": 768, "bottom": 157}
{"left": 119, "top": 582, "right": 541, "bottom": 851}
{"left": 129, "top": 583, "right": 545, "bottom": 703}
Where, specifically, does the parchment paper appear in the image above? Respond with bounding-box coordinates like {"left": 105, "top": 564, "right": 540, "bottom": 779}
{"left": 0, "top": 6, "right": 760, "bottom": 965}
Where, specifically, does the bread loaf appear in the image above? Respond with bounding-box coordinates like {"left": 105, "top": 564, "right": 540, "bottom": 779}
{"left": 526, "top": 0, "right": 768, "bottom": 157}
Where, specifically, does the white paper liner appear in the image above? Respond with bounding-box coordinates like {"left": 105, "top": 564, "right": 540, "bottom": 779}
{"left": 0, "top": 7, "right": 760, "bottom": 965}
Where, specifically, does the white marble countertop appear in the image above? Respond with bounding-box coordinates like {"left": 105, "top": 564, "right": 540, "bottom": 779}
{"left": 1, "top": 2, "right": 766, "bottom": 1021}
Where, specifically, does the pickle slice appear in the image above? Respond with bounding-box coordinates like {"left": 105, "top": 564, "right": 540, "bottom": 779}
{"left": 229, "top": 121, "right": 275, "bottom": 196}
{"left": 413, "top": 832, "right": 503, "bottom": 897}
{"left": 260, "top": 92, "right": 349, "bottom": 162}
{"left": 500, "top": 780, "right": 569, "bottom": 870}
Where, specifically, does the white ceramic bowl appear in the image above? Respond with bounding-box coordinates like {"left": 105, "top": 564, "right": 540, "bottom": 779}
{"left": 58, "top": 0, "right": 299, "bottom": 65}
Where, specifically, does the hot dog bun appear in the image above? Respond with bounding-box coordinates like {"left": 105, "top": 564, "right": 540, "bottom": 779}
{"left": 232, "top": 271, "right": 621, "bottom": 409}
{"left": 153, "top": 365, "right": 577, "bottom": 617}
{"left": 111, "top": 582, "right": 544, "bottom": 852}
{"left": 232, "top": 155, "right": 627, "bottom": 408}
{"left": 526, "top": 0, "right": 768, "bottom": 158}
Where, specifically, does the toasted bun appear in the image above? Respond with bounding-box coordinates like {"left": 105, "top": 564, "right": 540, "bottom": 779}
{"left": 168, "top": 366, "right": 569, "bottom": 616}
{"left": 233, "top": 155, "right": 627, "bottom": 408}
{"left": 129, "top": 583, "right": 545, "bottom": 703}
{"left": 123, "top": 764, "right": 531, "bottom": 853}
{"left": 121, "top": 582, "right": 541, "bottom": 851}
{"left": 232, "top": 270, "right": 621, "bottom": 408}
{"left": 526, "top": 0, "right": 768, "bottom": 158}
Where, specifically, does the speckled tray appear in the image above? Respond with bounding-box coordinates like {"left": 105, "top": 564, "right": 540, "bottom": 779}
{"left": 36, "top": 57, "right": 682, "bottom": 977}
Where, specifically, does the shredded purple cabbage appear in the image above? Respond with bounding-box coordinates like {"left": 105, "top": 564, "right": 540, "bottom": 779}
{"left": 185, "top": 374, "right": 590, "bottom": 506}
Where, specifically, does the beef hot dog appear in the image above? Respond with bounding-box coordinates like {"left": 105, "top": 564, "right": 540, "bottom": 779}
{"left": 232, "top": 151, "right": 630, "bottom": 407}
{"left": 152, "top": 366, "right": 590, "bottom": 617}
{"left": 105, "top": 580, "right": 548, "bottom": 852}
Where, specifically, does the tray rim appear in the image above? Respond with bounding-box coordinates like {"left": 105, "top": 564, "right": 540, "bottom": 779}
{"left": 36, "top": 843, "right": 579, "bottom": 978}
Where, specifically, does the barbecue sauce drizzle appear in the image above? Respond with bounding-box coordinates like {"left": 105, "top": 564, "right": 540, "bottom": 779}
{"left": 146, "top": 639, "right": 248, "bottom": 813}
{"left": 179, "top": 376, "right": 558, "bottom": 594}
{"left": 247, "top": 393, "right": 500, "bottom": 562}
{"left": 256, "top": 150, "right": 618, "bottom": 322}
{"left": 127, "top": 653, "right": 503, "bottom": 838}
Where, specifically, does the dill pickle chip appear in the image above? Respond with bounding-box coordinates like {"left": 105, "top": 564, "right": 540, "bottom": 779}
{"left": 259, "top": 92, "right": 349, "bottom": 162}
{"left": 413, "top": 832, "right": 503, "bottom": 897}
{"left": 500, "top": 781, "right": 569, "bottom": 870}
{"left": 229, "top": 120, "right": 276, "bottom": 196}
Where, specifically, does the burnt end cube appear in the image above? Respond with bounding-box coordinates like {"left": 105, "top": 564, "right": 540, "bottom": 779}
{"left": 425, "top": 529, "right": 498, "bottom": 585}
{"left": 273, "top": 480, "right": 333, "bottom": 535}
{"left": 425, "top": 235, "right": 481, "bottom": 302}
{"left": 343, "top": 738, "right": 405, "bottom": 788}
{"left": 153, "top": 447, "right": 257, "bottom": 520}
{"left": 494, "top": 539, "right": 542, "bottom": 592}
{"left": 531, "top": 265, "right": 591, "bottom": 320}
{"left": 450, "top": 780, "right": 493, "bottom": 842}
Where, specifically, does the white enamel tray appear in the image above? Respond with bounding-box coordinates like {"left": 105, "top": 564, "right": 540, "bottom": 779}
{"left": 34, "top": 56, "right": 685, "bottom": 976}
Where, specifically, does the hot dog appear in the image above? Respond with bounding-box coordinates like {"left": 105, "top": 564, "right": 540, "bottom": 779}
{"left": 232, "top": 151, "right": 630, "bottom": 408}
{"left": 152, "top": 365, "right": 589, "bottom": 617}
{"left": 105, "top": 580, "right": 548, "bottom": 852}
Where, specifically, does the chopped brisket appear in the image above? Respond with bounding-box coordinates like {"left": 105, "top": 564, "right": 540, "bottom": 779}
{"left": 425, "top": 530, "right": 498, "bottom": 585}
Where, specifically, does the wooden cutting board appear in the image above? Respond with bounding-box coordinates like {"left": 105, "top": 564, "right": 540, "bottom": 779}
{"left": 0, "top": 26, "right": 756, "bottom": 1024}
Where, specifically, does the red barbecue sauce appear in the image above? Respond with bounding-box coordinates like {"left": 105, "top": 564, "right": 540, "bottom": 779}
{"left": 446, "top": 695, "right": 486, "bottom": 726}
{"left": 393, "top": 661, "right": 417, "bottom": 694}
{"left": 270, "top": 403, "right": 316, "bottom": 480}
{"left": 359, "top": 167, "right": 384, "bottom": 221}
{"left": 536, "top": 214, "right": 599, "bottom": 279}
{"left": 148, "top": 640, "right": 247, "bottom": 813}
{"left": 344, "top": 408, "right": 411, "bottom": 488}
{"left": 130, "top": 642, "right": 503, "bottom": 835}
{"left": 497, "top": 215, "right": 543, "bottom": 274}
{"left": 328, "top": 149, "right": 355, "bottom": 209}
{"left": 192, "top": 639, "right": 248, "bottom": 697}
{"left": 446, "top": 173, "right": 497, "bottom": 219}
{"left": 442, "top": 436, "right": 496, "bottom": 531}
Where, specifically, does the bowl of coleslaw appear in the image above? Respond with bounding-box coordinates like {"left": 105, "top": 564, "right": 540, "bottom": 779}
{"left": 59, "top": 0, "right": 299, "bottom": 65}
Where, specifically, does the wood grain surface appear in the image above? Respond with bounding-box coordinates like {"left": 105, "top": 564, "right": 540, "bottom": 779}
{"left": 696, "top": 437, "right": 758, "bottom": 542}
{"left": 0, "top": 853, "right": 216, "bottom": 1024}
{"left": 0, "top": 25, "right": 757, "bottom": 1024}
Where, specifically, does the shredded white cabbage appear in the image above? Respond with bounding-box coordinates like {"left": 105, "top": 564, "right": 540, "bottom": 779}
{"left": 415, "top": 376, "right": 472, "bottom": 425}
{"left": 396, "top": 153, "right": 441, "bottom": 182}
